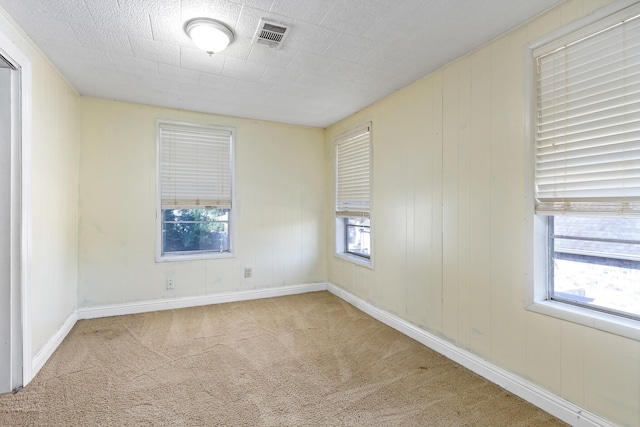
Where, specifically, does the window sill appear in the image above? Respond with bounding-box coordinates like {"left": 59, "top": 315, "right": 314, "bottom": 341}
{"left": 526, "top": 300, "right": 640, "bottom": 341}
{"left": 156, "top": 251, "right": 235, "bottom": 263}
{"left": 335, "top": 252, "right": 373, "bottom": 269}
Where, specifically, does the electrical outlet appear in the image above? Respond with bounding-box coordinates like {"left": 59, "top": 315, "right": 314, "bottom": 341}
{"left": 244, "top": 267, "right": 252, "bottom": 278}
{"left": 167, "top": 277, "right": 175, "bottom": 290}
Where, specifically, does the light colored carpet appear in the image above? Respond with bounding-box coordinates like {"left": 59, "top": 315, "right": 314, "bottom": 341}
{"left": 0, "top": 291, "right": 566, "bottom": 426}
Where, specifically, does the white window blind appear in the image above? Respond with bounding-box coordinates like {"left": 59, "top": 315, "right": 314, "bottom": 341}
{"left": 535, "top": 13, "right": 640, "bottom": 217}
{"left": 335, "top": 124, "right": 371, "bottom": 217}
{"left": 160, "top": 122, "right": 233, "bottom": 209}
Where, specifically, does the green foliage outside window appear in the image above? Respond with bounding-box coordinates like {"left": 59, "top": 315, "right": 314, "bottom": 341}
{"left": 162, "top": 208, "right": 229, "bottom": 253}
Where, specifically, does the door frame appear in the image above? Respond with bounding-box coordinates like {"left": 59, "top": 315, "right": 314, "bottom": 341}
{"left": 0, "top": 25, "right": 32, "bottom": 389}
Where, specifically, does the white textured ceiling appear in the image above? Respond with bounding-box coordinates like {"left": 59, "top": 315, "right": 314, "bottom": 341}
{"left": 0, "top": 0, "right": 564, "bottom": 127}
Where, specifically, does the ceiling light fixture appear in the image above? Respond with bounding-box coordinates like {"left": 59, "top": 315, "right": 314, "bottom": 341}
{"left": 185, "top": 18, "right": 234, "bottom": 55}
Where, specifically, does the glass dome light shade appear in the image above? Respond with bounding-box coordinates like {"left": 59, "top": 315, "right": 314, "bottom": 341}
{"left": 185, "top": 18, "right": 234, "bottom": 54}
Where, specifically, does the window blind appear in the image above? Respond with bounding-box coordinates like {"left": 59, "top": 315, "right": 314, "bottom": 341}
{"left": 335, "top": 124, "right": 371, "bottom": 217}
{"left": 160, "top": 122, "right": 233, "bottom": 209}
{"left": 535, "top": 14, "right": 640, "bottom": 217}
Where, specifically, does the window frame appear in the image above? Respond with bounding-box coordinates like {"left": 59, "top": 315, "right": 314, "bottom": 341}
{"left": 344, "top": 217, "right": 371, "bottom": 259}
{"left": 525, "top": 1, "right": 640, "bottom": 341}
{"left": 155, "top": 119, "right": 236, "bottom": 262}
{"left": 334, "top": 123, "right": 373, "bottom": 268}
{"left": 160, "top": 207, "right": 231, "bottom": 256}
{"left": 547, "top": 216, "right": 640, "bottom": 319}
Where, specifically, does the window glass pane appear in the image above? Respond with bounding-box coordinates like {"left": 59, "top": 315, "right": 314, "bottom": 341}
{"left": 162, "top": 208, "right": 229, "bottom": 253}
{"left": 551, "top": 216, "right": 640, "bottom": 317}
{"left": 346, "top": 217, "right": 370, "bottom": 226}
{"left": 554, "top": 217, "right": 639, "bottom": 258}
{"left": 345, "top": 217, "right": 371, "bottom": 258}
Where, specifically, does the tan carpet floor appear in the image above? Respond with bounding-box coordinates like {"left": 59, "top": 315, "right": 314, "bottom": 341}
{"left": 0, "top": 291, "right": 566, "bottom": 426}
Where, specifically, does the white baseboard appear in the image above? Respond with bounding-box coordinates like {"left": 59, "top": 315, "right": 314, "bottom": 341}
{"left": 326, "top": 283, "right": 613, "bottom": 427}
{"left": 78, "top": 282, "right": 328, "bottom": 320}
{"left": 31, "top": 310, "right": 78, "bottom": 379}
{"left": 31, "top": 281, "right": 612, "bottom": 426}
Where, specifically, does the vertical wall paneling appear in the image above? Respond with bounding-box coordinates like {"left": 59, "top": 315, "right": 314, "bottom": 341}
{"left": 404, "top": 98, "right": 417, "bottom": 322}
{"left": 405, "top": 77, "right": 433, "bottom": 330}
{"left": 429, "top": 71, "right": 444, "bottom": 334}
{"left": 583, "top": 0, "right": 618, "bottom": 13}
{"left": 561, "top": 0, "right": 586, "bottom": 24}
{"left": 373, "top": 95, "right": 408, "bottom": 317}
{"left": 488, "top": 29, "right": 528, "bottom": 376}
{"left": 327, "top": 1, "right": 638, "bottom": 425}
{"left": 583, "top": 329, "right": 640, "bottom": 426}
{"left": 468, "top": 48, "right": 492, "bottom": 359}
{"left": 442, "top": 60, "right": 461, "bottom": 343}
{"left": 560, "top": 320, "right": 586, "bottom": 406}
{"left": 526, "top": 7, "right": 563, "bottom": 42}
{"left": 525, "top": 312, "right": 562, "bottom": 395}
{"left": 456, "top": 58, "right": 472, "bottom": 351}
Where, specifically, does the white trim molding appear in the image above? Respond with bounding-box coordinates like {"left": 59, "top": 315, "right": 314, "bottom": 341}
{"left": 0, "top": 15, "right": 33, "bottom": 389}
{"left": 327, "top": 283, "right": 614, "bottom": 427}
{"left": 79, "top": 282, "right": 328, "bottom": 320}
{"left": 155, "top": 119, "right": 237, "bottom": 263}
{"left": 31, "top": 311, "right": 77, "bottom": 378}
{"left": 524, "top": 0, "right": 640, "bottom": 342}
{"left": 35, "top": 284, "right": 328, "bottom": 376}
{"left": 22, "top": 279, "right": 615, "bottom": 426}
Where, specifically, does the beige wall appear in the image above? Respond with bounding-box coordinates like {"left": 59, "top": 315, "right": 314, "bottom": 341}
{"left": 77, "top": 98, "right": 326, "bottom": 307}
{"left": 326, "top": 0, "right": 640, "bottom": 425}
{"left": 2, "top": 1, "right": 638, "bottom": 424}
{"left": 0, "top": 10, "right": 80, "bottom": 357}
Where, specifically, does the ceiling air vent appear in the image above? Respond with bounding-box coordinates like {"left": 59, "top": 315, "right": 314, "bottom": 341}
{"left": 253, "top": 19, "right": 291, "bottom": 49}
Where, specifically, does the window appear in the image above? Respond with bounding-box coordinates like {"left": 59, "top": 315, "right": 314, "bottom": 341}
{"left": 157, "top": 121, "right": 234, "bottom": 261}
{"left": 531, "top": 5, "right": 640, "bottom": 323}
{"left": 549, "top": 216, "right": 640, "bottom": 318}
{"left": 344, "top": 217, "right": 371, "bottom": 258}
{"left": 335, "top": 123, "right": 372, "bottom": 264}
